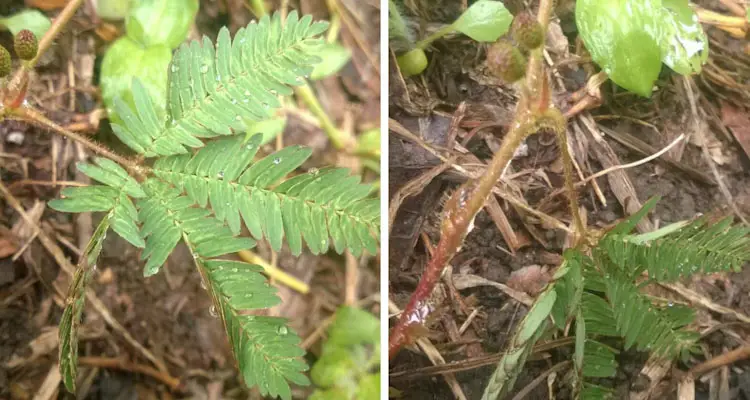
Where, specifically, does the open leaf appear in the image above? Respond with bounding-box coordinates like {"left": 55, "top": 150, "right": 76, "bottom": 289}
{"left": 100, "top": 37, "right": 171, "bottom": 123}
{"left": 0, "top": 9, "right": 50, "bottom": 38}
{"left": 576, "top": 0, "right": 664, "bottom": 97}
{"left": 452, "top": 0, "right": 512, "bottom": 42}
{"left": 660, "top": 0, "right": 708, "bottom": 75}
{"left": 310, "top": 42, "right": 351, "bottom": 80}
{"left": 125, "top": 0, "right": 198, "bottom": 49}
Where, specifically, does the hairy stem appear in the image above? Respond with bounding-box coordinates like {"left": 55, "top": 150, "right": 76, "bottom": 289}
{"left": 23, "top": 0, "right": 85, "bottom": 71}
{"left": 9, "top": 106, "right": 144, "bottom": 175}
{"left": 388, "top": 110, "right": 536, "bottom": 359}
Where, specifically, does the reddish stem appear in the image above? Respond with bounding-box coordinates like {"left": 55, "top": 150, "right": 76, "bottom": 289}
{"left": 389, "top": 241, "right": 451, "bottom": 359}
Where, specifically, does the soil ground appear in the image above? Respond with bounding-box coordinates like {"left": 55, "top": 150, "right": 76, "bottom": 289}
{"left": 388, "top": 1, "right": 750, "bottom": 399}
{"left": 0, "top": 1, "right": 380, "bottom": 399}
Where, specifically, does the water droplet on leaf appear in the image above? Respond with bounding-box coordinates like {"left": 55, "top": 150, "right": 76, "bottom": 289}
{"left": 209, "top": 305, "right": 218, "bottom": 317}
{"left": 273, "top": 158, "right": 281, "bottom": 164}
{"left": 277, "top": 326, "right": 288, "bottom": 335}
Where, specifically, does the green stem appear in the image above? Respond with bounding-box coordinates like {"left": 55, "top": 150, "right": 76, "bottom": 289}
{"left": 295, "top": 83, "right": 355, "bottom": 150}
{"left": 249, "top": 0, "right": 267, "bottom": 17}
{"left": 416, "top": 24, "right": 456, "bottom": 50}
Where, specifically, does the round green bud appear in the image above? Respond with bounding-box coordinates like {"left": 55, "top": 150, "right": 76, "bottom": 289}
{"left": 487, "top": 41, "right": 526, "bottom": 83}
{"left": 396, "top": 48, "right": 428, "bottom": 77}
{"left": 14, "top": 29, "right": 38, "bottom": 61}
{"left": 511, "top": 12, "right": 544, "bottom": 50}
{"left": 0, "top": 45, "right": 10, "bottom": 78}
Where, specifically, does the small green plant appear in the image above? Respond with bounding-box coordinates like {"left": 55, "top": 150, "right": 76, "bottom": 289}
{"left": 483, "top": 198, "right": 750, "bottom": 399}
{"left": 0, "top": 9, "right": 379, "bottom": 400}
{"left": 310, "top": 306, "right": 380, "bottom": 400}
{"left": 576, "top": 0, "right": 708, "bottom": 96}
{"left": 389, "top": 0, "right": 513, "bottom": 76}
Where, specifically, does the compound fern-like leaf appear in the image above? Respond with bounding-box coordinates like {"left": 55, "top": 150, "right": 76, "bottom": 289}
{"left": 138, "top": 180, "right": 255, "bottom": 276}
{"left": 59, "top": 216, "right": 110, "bottom": 392}
{"left": 602, "top": 216, "right": 750, "bottom": 281}
{"left": 48, "top": 159, "right": 144, "bottom": 248}
{"left": 112, "top": 11, "right": 328, "bottom": 157}
{"left": 153, "top": 135, "right": 379, "bottom": 256}
{"left": 604, "top": 277, "right": 699, "bottom": 359}
{"left": 195, "top": 259, "right": 308, "bottom": 400}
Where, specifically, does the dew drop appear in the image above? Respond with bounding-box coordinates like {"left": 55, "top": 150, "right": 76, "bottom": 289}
{"left": 231, "top": 99, "right": 237, "bottom": 105}
{"left": 668, "top": 302, "right": 674, "bottom": 307}
{"left": 277, "top": 326, "right": 288, "bottom": 335}
{"left": 231, "top": 268, "right": 239, "bottom": 273}
{"left": 216, "top": 74, "right": 221, "bottom": 81}
{"left": 262, "top": 103, "right": 270, "bottom": 109}
{"left": 246, "top": 315, "right": 255, "bottom": 321}
{"left": 200, "top": 64, "right": 209, "bottom": 73}
{"left": 171, "top": 64, "right": 177, "bottom": 73}
{"left": 273, "top": 158, "right": 281, "bottom": 165}
{"left": 200, "top": 280, "right": 207, "bottom": 290}
{"left": 209, "top": 305, "right": 218, "bottom": 317}
{"left": 217, "top": 171, "right": 224, "bottom": 179}
{"left": 235, "top": 115, "right": 242, "bottom": 121}
{"left": 244, "top": 90, "right": 251, "bottom": 96}
{"left": 92, "top": 264, "right": 97, "bottom": 271}
{"left": 245, "top": 293, "right": 254, "bottom": 298}
{"left": 269, "top": 89, "right": 278, "bottom": 95}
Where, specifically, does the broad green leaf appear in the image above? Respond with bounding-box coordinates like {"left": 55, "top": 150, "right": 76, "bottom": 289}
{"left": 126, "top": 0, "right": 199, "bottom": 49}
{"left": 60, "top": 217, "right": 111, "bottom": 392}
{"left": 100, "top": 36, "right": 171, "bottom": 123}
{"left": 328, "top": 307, "right": 379, "bottom": 347}
{"left": 576, "top": 0, "right": 664, "bottom": 97}
{"left": 311, "top": 347, "right": 357, "bottom": 388}
{"left": 660, "top": 0, "right": 708, "bottom": 75}
{"left": 97, "top": 0, "right": 133, "bottom": 20}
{"left": 356, "top": 128, "right": 380, "bottom": 158}
{"left": 310, "top": 42, "right": 351, "bottom": 80}
{"left": 356, "top": 373, "right": 381, "bottom": 400}
{"left": 452, "top": 0, "right": 512, "bottom": 42}
{"left": 0, "top": 9, "right": 51, "bottom": 38}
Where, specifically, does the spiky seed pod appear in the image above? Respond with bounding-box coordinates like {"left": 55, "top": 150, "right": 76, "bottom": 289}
{"left": 511, "top": 12, "right": 543, "bottom": 50}
{"left": 487, "top": 41, "right": 526, "bottom": 83}
{"left": 14, "top": 29, "right": 38, "bottom": 61}
{"left": 0, "top": 45, "right": 10, "bottom": 78}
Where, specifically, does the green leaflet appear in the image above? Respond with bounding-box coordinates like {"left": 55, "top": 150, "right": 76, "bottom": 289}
{"left": 48, "top": 160, "right": 144, "bottom": 248}
{"left": 59, "top": 217, "right": 111, "bottom": 392}
{"left": 576, "top": 0, "right": 708, "bottom": 97}
{"left": 138, "top": 180, "right": 255, "bottom": 276}
{"left": 111, "top": 11, "right": 328, "bottom": 157}
{"left": 198, "top": 259, "right": 308, "bottom": 400}
{"left": 602, "top": 216, "right": 750, "bottom": 281}
{"left": 605, "top": 277, "right": 700, "bottom": 358}
{"left": 152, "top": 135, "right": 379, "bottom": 256}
